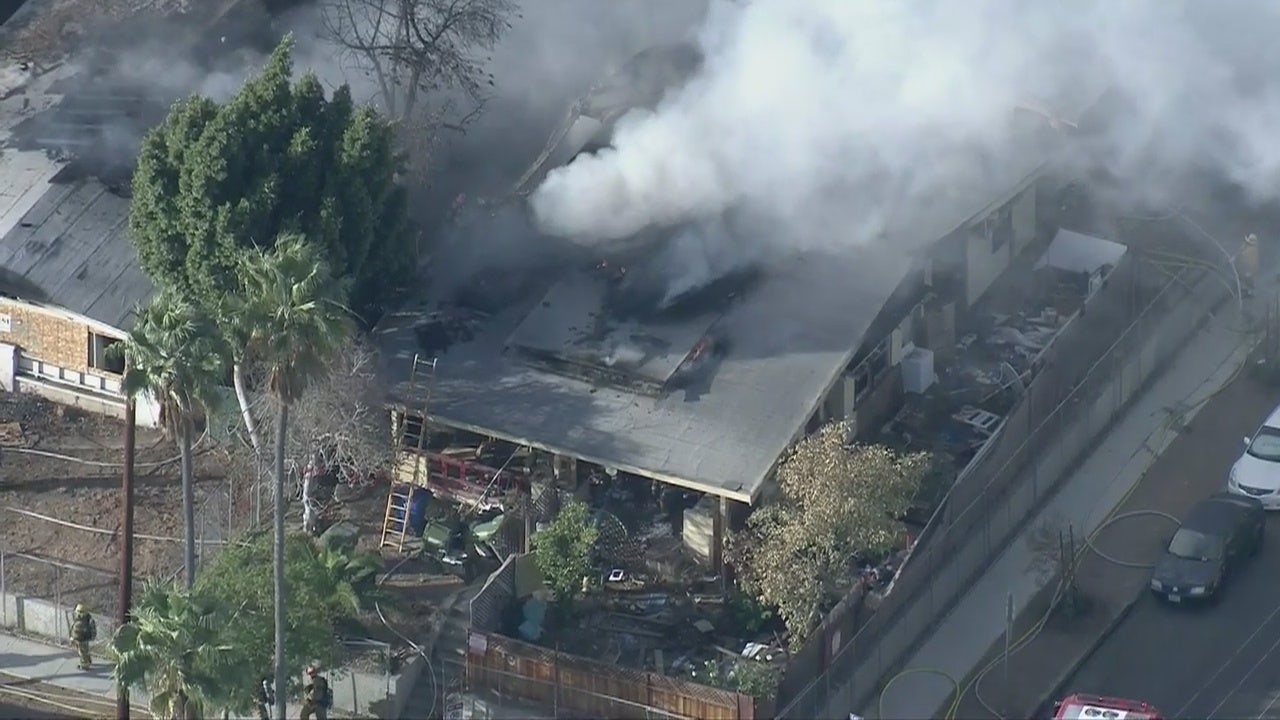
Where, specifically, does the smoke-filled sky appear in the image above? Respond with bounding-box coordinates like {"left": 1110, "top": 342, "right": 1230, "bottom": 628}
{"left": 527, "top": 0, "right": 1280, "bottom": 255}
{"left": 23, "top": 0, "right": 1280, "bottom": 287}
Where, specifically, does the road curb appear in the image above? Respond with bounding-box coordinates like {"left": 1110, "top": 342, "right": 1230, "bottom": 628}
{"left": 1035, "top": 592, "right": 1143, "bottom": 715}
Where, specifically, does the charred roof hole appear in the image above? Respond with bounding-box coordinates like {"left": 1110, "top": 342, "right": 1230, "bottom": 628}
{"left": 503, "top": 263, "right": 749, "bottom": 395}
{"left": 414, "top": 311, "right": 481, "bottom": 356}
{"left": 605, "top": 264, "right": 761, "bottom": 323}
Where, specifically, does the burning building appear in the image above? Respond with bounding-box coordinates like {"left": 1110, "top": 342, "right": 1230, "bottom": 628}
{"left": 375, "top": 36, "right": 1111, "bottom": 566}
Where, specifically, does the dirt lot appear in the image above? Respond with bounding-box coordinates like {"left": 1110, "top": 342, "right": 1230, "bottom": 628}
{"left": 0, "top": 392, "right": 250, "bottom": 618}
{"left": 0, "top": 389, "right": 465, "bottom": 655}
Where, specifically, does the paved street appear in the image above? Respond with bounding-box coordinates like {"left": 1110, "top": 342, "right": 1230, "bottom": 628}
{"left": 871, "top": 282, "right": 1253, "bottom": 718}
{"left": 1060, "top": 374, "right": 1280, "bottom": 720}
{"left": 1062, "top": 519, "right": 1280, "bottom": 719}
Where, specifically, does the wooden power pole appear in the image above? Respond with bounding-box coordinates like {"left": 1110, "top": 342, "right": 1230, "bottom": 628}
{"left": 116, "top": 399, "right": 136, "bottom": 720}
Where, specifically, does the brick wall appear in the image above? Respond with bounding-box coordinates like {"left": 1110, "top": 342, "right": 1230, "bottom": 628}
{"left": 0, "top": 298, "right": 118, "bottom": 376}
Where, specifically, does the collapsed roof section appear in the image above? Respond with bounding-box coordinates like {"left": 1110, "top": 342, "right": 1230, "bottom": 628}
{"left": 504, "top": 258, "right": 751, "bottom": 396}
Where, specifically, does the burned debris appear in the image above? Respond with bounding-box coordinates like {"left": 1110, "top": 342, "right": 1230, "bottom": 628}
{"left": 876, "top": 228, "right": 1132, "bottom": 517}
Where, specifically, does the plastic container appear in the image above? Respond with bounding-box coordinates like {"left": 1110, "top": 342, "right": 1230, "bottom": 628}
{"left": 407, "top": 487, "right": 434, "bottom": 538}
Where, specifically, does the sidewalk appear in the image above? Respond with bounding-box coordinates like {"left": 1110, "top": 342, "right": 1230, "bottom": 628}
{"left": 950, "top": 351, "right": 1280, "bottom": 719}
{"left": 0, "top": 632, "right": 147, "bottom": 715}
{"left": 872, "top": 295, "right": 1257, "bottom": 718}
{"left": 0, "top": 630, "right": 322, "bottom": 718}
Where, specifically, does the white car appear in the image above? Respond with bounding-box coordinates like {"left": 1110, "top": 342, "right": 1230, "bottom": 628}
{"left": 1228, "top": 407, "right": 1280, "bottom": 509}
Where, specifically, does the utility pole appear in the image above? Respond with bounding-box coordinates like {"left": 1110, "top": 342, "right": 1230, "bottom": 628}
{"left": 116, "top": 398, "right": 137, "bottom": 720}
{"left": 1004, "top": 592, "right": 1014, "bottom": 717}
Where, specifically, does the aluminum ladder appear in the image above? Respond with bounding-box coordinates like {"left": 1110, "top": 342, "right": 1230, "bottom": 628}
{"left": 380, "top": 354, "right": 438, "bottom": 551}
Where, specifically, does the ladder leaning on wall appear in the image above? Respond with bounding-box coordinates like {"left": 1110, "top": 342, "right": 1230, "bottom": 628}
{"left": 380, "top": 353, "right": 438, "bottom": 552}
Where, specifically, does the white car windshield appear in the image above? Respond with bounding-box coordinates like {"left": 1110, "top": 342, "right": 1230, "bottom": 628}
{"left": 1248, "top": 427, "right": 1280, "bottom": 462}
{"left": 1168, "top": 529, "right": 1223, "bottom": 562}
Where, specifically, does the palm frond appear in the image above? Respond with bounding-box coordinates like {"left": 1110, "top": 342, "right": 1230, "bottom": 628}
{"left": 233, "top": 233, "right": 353, "bottom": 402}
{"left": 118, "top": 287, "right": 228, "bottom": 435}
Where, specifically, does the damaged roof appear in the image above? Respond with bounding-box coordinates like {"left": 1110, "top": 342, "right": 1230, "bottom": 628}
{"left": 376, "top": 59, "right": 1112, "bottom": 503}
{"left": 376, "top": 159, "right": 1041, "bottom": 503}
{"left": 378, "top": 246, "right": 916, "bottom": 504}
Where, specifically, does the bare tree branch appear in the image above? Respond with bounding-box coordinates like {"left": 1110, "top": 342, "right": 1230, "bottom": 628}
{"left": 320, "top": 0, "right": 517, "bottom": 125}
{"left": 228, "top": 336, "right": 392, "bottom": 488}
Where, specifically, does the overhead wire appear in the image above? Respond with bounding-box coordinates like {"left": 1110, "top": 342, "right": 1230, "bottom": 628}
{"left": 945, "top": 347, "right": 1249, "bottom": 720}
{"left": 4, "top": 424, "right": 212, "bottom": 469}
{"left": 376, "top": 554, "right": 438, "bottom": 720}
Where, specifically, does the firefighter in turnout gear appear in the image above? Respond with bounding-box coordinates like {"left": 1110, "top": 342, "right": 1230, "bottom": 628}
{"left": 70, "top": 605, "right": 96, "bottom": 670}
{"left": 256, "top": 676, "right": 276, "bottom": 720}
{"left": 301, "top": 666, "right": 332, "bottom": 720}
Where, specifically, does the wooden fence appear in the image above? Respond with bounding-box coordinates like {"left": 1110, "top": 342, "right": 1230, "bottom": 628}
{"left": 466, "top": 631, "right": 767, "bottom": 720}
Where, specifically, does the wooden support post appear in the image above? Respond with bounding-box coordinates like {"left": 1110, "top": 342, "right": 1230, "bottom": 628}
{"left": 711, "top": 496, "right": 726, "bottom": 574}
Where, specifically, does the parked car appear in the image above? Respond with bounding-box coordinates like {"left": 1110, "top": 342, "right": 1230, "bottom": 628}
{"left": 1228, "top": 405, "right": 1280, "bottom": 508}
{"left": 1150, "top": 492, "right": 1264, "bottom": 604}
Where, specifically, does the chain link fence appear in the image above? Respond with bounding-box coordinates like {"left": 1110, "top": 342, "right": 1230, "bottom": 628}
{"left": 777, "top": 251, "right": 1237, "bottom": 717}
{"left": 0, "top": 550, "right": 120, "bottom": 640}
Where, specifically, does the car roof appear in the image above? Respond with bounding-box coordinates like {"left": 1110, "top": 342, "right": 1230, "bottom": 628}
{"left": 1263, "top": 402, "right": 1280, "bottom": 429}
{"left": 1181, "top": 493, "right": 1261, "bottom": 533}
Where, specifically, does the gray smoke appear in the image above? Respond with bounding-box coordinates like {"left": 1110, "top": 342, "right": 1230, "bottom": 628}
{"left": 528, "top": 0, "right": 1280, "bottom": 256}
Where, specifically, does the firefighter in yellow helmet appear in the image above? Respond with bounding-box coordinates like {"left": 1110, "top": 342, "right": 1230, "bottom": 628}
{"left": 70, "top": 604, "right": 97, "bottom": 670}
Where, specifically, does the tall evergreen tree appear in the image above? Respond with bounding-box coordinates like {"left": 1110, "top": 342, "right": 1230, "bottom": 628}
{"left": 129, "top": 35, "right": 413, "bottom": 324}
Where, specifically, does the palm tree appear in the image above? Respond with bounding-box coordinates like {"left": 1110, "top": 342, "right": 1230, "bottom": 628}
{"left": 115, "top": 289, "right": 226, "bottom": 589}
{"left": 232, "top": 234, "right": 350, "bottom": 720}
{"left": 315, "top": 544, "right": 386, "bottom": 613}
{"left": 112, "top": 581, "right": 244, "bottom": 720}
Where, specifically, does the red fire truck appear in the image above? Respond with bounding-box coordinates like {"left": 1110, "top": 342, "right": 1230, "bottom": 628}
{"left": 1053, "top": 694, "right": 1164, "bottom": 720}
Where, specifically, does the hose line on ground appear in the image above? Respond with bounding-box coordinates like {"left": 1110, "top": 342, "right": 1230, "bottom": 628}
{"left": 878, "top": 667, "right": 961, "bottom": 720}
{"left": 873, "top": 350, "right": 1246, "bottom": 719}
{"left": 3, "top": 425, "right": 212, "bottom": 469}
{"left": 946, "top": 358, "right": 1246, "bottom": 720}
{"left": 376, "top": 555, "right": 438, "bottom": 719}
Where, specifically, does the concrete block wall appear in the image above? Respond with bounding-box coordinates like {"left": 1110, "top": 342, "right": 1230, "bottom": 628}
{"left": 0, "top": 590, "right": 115, "bottom": 650}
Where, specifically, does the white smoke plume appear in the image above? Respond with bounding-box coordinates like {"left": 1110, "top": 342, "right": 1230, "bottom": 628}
{"left": 529, "top": 0, "right": 1280, "bottom": 251}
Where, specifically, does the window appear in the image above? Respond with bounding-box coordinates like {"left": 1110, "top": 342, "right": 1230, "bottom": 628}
{"left": 850, "top": 340, "right": 890, "bottom": 402}
{"left": 1167, "top": 528, "right": 1223, "bottom": 562}
{"left": 974, "top": 205, "right": 1015, "bottom": 254}
{"left": 987, "top": 207, "right": 1014, "bottom": 253}
{"left": 88, "top": 332, "right": 124, "bottom": 375}
{"left": 1246, "top": 427, "right": 1280, "bottom": 462}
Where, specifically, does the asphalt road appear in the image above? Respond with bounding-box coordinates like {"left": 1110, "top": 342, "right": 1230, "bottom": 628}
{"left": 1060, "top": 384, "right": 1280, "bottom": 720}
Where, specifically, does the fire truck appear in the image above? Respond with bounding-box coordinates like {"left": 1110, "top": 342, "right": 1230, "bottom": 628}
{"left": 1053, "top": 693, "right": 1164, "bottom": 720}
